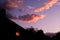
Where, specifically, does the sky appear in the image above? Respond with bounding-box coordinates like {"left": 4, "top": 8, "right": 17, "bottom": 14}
{"left": 0, "top": 0, "right": 60, "bottom": 33}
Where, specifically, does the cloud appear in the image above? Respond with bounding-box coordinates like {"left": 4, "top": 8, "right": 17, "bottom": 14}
{"left": 9, "top": 14, "right": 45, "bottom": 23}
{"left": 33, "top": 0, "right": 58, "bottom": 12}
{"left": 6, "top": 0, "right": 23, "bottom": 9}
{"left": 18, "top": 14, "right": 45, "bottom": 23}
{"left": 5, "top": 0, "right": 46, "bottom": 23}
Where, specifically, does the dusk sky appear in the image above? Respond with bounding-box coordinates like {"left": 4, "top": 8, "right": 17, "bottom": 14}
{"left": 0, "top": 0, "right": 60, "bottom": 33}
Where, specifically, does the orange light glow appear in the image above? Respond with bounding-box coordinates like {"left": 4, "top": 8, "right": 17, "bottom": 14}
{"left": 16, "top": 32, "right": 20, "bottom": 36}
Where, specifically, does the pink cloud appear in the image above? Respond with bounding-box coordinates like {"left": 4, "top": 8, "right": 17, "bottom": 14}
{"left": 6, "top": 0, "right": 46, "bottom": 23}
{"left": 9, "top": 14, "right": 45, "bottom": 23}
{"left": 18, "top": 14, "right": 45, "bottom": 23}
{"left": 33, "top": 0, "right": 58, "bottom": 12}
{"left": 6, "top": 0, "right": 23, "bottom": 9}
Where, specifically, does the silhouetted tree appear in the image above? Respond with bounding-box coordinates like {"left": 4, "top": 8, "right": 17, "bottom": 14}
{"left": 35, "top": 29, "right": 51, "bottom": 40}
{"left": 52, "top": 32, "right": 60, "bottom": 40}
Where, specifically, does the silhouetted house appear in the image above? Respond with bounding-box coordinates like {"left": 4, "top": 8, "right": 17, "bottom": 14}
{"left": 0, "top": 9, "right": 25, "bottom": 40}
